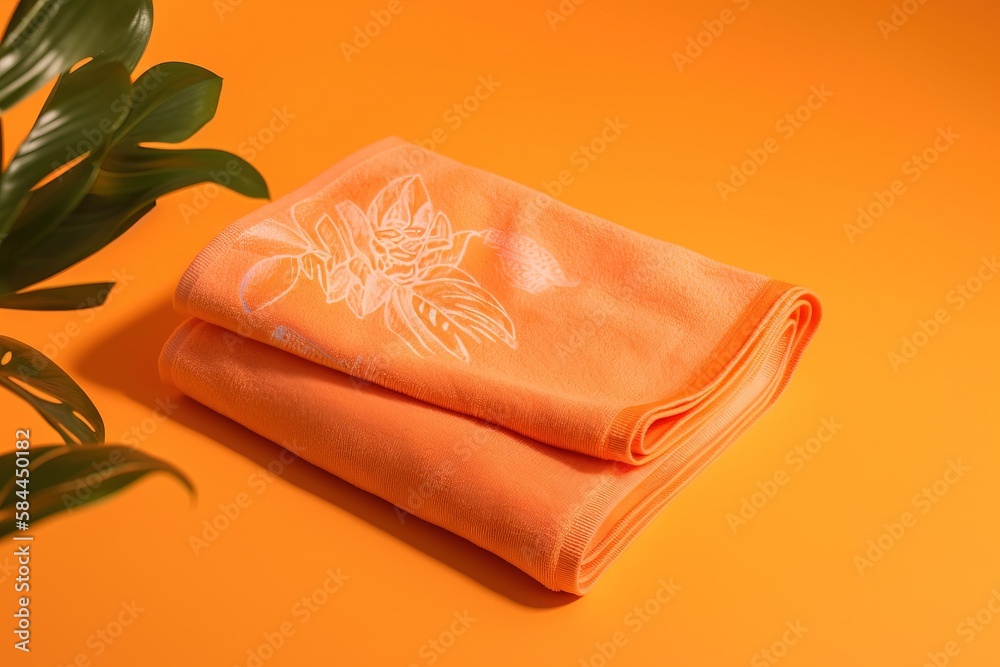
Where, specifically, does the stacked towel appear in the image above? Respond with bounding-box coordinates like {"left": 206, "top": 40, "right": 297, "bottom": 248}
{"left": 159, "top": 137, "right": 820, "bottom": 594}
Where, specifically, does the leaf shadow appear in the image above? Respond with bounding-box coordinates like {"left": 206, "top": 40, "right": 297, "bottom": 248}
{"left": 76, "top": 295, "right": 576, "bottom": 609}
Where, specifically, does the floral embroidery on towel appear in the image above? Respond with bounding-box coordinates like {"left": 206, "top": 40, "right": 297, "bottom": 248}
{"left": 238, "top": 174, "right": 572, "bottom": 362}
{"left": 483, "top": 229, "right": 579, "bottom": 294}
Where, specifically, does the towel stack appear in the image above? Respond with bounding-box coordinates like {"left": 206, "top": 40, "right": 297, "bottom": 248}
{"left": 159, "top": 137, "right": 820, "bottom": 594}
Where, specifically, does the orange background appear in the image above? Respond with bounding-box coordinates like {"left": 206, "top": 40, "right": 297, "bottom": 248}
{"left": 2, "top": 0, "right": 999, "bottom": 665}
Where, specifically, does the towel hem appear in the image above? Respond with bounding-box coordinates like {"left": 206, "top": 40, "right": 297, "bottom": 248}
{"left": 604, "top": 281, "right": 820, "bottom": 464}
{"left": 158, "top": 318, "right": 206, "bottom": 387}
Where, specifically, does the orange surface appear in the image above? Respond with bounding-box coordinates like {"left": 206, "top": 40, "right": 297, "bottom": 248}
{"left": 1, "top": 0, "right": 998, "bottom": 665}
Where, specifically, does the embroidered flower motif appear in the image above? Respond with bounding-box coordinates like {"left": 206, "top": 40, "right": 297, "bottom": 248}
{"left": 483, "top": 229, "right": 579, "bottom": 294}
{"left": 238, "top": 174, "right": 572, "bottom": 362}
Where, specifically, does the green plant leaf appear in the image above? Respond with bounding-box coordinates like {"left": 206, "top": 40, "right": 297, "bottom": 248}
{"left": 0, "top": 147, "right": 267, "bottom": 293}
{"left": 94, "top": 147, "right": 270, "bottom": 200}
{"left": 94, "top": 0, "right": 153, "bottom": 72}
{"left": 0, "top": 0, "right": 152, "bottom": 111}
{"left": 0, "top": 157, "right": 101, "bottom": 255}
{"left": 0, "top": 201, "right": 153, "bottom": 294}
{"left": 0, "top": 58, "right": 131, "bottom": 246}
{"left": 0, "top": 443, "right": 194, "bottom": 537}
{"left": 0, "top": 336, "right": 104, "bottom": 444}
{"left": 0, "top": 0, "right": 34, "bottom": 43}
{"left": 114, "top": 61, "right": 223, "bottom": 145}
{"left": 0, "top": 282, "right": 114, "bottom": 310}
{"left": 0, "top": 60, "right": 269, "bottom": 295}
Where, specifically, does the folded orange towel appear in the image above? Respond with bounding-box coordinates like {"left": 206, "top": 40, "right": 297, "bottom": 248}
{"left": 160, "top": 137, "right": 820, "bottom": 593}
